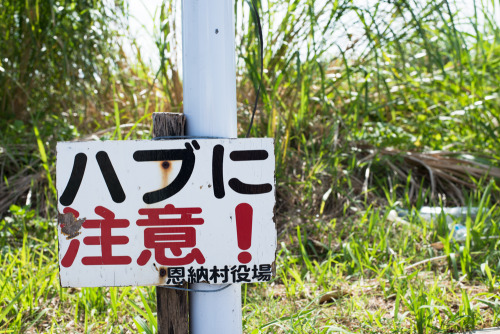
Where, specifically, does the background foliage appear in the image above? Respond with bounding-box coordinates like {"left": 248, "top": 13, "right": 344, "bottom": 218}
{"left": 1, "top": 0, "right": 500, "bottom": 332}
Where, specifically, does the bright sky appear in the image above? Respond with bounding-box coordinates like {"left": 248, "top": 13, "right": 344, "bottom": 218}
{"left": 126, "top": 0, "right": 500, "bottom": 70}
{"left": 127, "top": 0, "right": 171, "bottom": 70}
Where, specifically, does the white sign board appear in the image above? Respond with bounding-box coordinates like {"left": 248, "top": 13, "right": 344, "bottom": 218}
{"left": 56, "top": 138, "right": 276, "bottom": 287}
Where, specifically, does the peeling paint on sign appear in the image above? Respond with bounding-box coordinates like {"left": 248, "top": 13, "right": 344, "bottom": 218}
{"left": 58, "top": 212, "right": 86, "bottom": 240}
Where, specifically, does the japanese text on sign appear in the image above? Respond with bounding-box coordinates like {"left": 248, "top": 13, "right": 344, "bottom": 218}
{"left": 56, "top": 139, "right": 276, "bottom": 287}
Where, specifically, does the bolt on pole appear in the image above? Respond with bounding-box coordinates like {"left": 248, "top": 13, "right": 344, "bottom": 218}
{"left": 182, "top": 0, "right": 242, "bottom": 333}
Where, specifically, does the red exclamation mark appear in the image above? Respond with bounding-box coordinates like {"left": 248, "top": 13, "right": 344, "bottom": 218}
{"left": 235, "top": 203, "right": 253, "bottom": 264}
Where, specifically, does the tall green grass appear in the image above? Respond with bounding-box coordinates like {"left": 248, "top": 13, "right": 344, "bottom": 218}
{"left": 236, "top": 0, "right": 500, "bottom": 212}
{"left": 1, "top": 0, "right": 500, "bottom": 332}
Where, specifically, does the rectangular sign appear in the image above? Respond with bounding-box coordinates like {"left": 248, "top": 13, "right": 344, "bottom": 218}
{"left": 56, "top": 138, "right": 276, "bottom": 287}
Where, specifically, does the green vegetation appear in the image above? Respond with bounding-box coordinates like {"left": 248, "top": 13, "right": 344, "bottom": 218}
{"left": 1, "top": 0, "right": 500, "bottom": 332}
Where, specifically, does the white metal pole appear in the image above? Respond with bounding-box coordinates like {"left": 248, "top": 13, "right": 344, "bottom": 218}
{"left": 182, "top": 0, "right": 238, "bottom": 139}
{"left": 182, "top": 1, "right": 242, "bottom": 333}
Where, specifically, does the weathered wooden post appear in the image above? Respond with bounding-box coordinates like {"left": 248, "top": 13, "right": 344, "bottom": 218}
{"left": 153, "top": 112, "right": 188, "bottom": 334}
